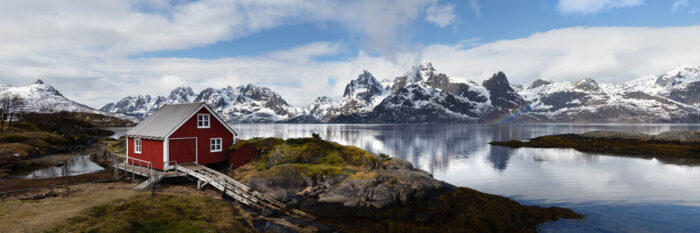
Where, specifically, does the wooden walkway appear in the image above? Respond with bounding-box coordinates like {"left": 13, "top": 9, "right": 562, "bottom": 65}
{"left": 177, "top": 164, "right": 314, "bottom": 220}
{"left": 113, "top": 162, "right": 187, "bottom": 190}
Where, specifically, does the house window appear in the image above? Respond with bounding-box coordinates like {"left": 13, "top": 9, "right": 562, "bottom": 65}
{"left": 197, "top": 114, "right": 210, "bottom": 128}
{"left": 210, "top": 138, "right": 222, "bottom": 152}
{"left": 134, "top": 138, "right": 142, "bottom": 154}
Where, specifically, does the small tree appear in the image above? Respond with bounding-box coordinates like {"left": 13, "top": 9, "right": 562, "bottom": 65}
{"left": 6, "top": 94, "right": 25, "bottom": 128}
{"left": 378, "top": 152, "right": 392, "bottom": 161}
{"left": 378, "top": 152, "right": 392, "bottom": 169}
{"left": 311, "top": 132, "right": 321, "bottom": 139}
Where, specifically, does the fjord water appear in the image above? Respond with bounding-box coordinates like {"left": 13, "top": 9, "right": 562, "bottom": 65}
{"left": 231, "top": 123, "right": 700, "bottom": 233}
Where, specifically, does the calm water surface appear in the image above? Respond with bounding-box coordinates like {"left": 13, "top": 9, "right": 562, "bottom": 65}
{"left": 230, "top": 123, "right": 700, "bottom": 233}
{"left": 25, "top": 155, "right": 104, "bottom": 179}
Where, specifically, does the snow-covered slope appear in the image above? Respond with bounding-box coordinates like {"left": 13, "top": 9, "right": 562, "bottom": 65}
{"left": 0, "top": 79, "right": 137, "bottom": 121}
{"left": 102, "top": 84, "right": 299, "bottom": 123}
{"left": 627, "top": 65, "right": 700, "bottom": 106}
{"left": 519, "top": 77, "right": 699, "bottom": 122}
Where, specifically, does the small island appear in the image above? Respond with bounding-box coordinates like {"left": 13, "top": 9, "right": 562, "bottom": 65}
{"left": 490, "top": 130, "right": 700, "bottom": 165}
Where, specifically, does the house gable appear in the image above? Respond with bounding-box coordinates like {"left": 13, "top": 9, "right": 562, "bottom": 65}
{"left": 168, "top": 107, "right": 234, "bottom": 164}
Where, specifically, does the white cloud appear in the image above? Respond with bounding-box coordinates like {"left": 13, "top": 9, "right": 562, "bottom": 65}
{"left": 38, "top": 25, "right": 700, "bottom": 108}
{"left": 421, "top": 26, "right": 700, "bottom": 86}
{"left": 557, "top": 0, "right": 644, "bottom": 14}
{"left": 672, "top": 0, "right": 689, "bottom": 13}
{"left": 2, "top": 1, "right": 700, "bottom": 110}
{"left": 425, "top": 4, "right": 457, "bottom": 28}
{"left": 267, "top": 42, "right": 345, "bottom": 63}
{"left": 469, "top": 0, "right": 482, "bottom": 17}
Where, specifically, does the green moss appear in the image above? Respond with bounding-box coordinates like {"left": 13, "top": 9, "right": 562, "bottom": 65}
{"left": 0, "top": 135, "right": 30, "bottom": 143}
{"left": 0, "top": 143, "right": 35, "bottom": 157}
{"left": 9, "top": 121, "right": 41, "bottom": 132}
{"left": 48, "top": 195, "right": 254, "bottom": 233}
{"left": 293, "top": 164, "right": 355, "bottom": 177}
{"left": 107, "top": 138, "right": 126, "bottom": 155}
{"left": 234, "top": 137, "right": 383, "bottom": 181}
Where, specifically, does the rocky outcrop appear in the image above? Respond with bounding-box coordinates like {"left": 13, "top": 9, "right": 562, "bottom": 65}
{"left": 246, "top": 157, "right": 448, "bottom": 210}
{"left": 314, "top": 160, "right": 445, "bottom": 209}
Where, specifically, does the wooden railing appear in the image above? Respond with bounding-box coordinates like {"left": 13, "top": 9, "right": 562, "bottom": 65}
{"left": 163, "top": 160, "right": 181, "bottom": 177}
{"left": 111, "top": 154, "right": 156, "bottom": 195}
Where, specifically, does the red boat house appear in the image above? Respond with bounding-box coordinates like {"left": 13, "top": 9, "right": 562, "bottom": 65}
{"left": 124, "top": 102, "right": 237, "bottom": 170}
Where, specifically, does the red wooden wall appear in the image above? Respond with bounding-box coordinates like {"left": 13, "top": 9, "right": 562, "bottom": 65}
{"left": 229, "top": 145, "right": 259, "bottom": 168}
{"left": 169, "top": 108, "right": 233, "bottom": 165}
{"left": 127, "top": 138, "right": 164, "bottom": 170}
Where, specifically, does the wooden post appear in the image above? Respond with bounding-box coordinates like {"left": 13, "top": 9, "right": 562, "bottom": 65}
{"left": 113, "top": 155, "right": 118, "bottom": 178}
{"left": 131, "top": 160, "right": 135, "bottom": 182}
{"left": 62, "top": 163, "right": 69, "bottom": 197}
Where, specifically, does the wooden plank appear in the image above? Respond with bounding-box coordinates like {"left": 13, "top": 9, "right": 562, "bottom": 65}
{"left": 175, "top": 163, "right": 314, "bottom": 219}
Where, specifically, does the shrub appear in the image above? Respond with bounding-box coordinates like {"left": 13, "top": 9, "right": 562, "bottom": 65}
{"left": 378, "top": 152, "right": 392, "bottom": 162}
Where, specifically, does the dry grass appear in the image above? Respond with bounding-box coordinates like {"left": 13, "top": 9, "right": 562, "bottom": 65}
{"left": 0, "top": 182, "right": 138, "bottom": 233}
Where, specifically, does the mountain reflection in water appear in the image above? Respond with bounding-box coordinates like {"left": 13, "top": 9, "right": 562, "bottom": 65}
{"left": 230, "top": 123, "right": 700, "bottom": 233}
{"left": 25, "top": 155, "right": 104, "bottom": 179}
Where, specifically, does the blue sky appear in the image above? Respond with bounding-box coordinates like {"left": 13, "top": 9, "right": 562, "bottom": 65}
{"left": 1, "top": 0, "right": 700, "bottom": 107}
{"left": 136, "top": 0, "right": 700, "bottom": 60}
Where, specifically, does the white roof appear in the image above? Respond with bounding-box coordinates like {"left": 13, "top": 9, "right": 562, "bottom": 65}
{"left": 125, "top": 102, "right": 235, "bottom": 140}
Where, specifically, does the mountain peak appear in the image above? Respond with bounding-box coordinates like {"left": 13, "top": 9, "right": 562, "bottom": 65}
{"left": 34, "top": 79, "right": 44, "bottom": 85}
{"left": 420, "top": 62, "right": 435, "bottom": 72}
{"left": 529, "top": 78, "right": 552, "bottom": 89}
{"left": 574, "top": 78, "right": 601, "bottom": 92}
{"left": 483, "top": 72, "right": 510, "bottom": 87}
{"left": 343, "top": 70, "right": 383, "bottom": 98}
{"left": 166, "top": 86, "right": 196, "bottom": 103}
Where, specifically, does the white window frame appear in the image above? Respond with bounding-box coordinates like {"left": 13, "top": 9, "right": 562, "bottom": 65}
{"left": 210, "top": 138, "right": 222, "bottom": 152}
{"left": 197, "top": 114, "right": 210, "bottom": 128}
{"left": 134, "top": 138, "right": 142, "bottom": 154}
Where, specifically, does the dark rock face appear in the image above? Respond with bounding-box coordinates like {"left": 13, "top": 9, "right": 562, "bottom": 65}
{"left": 483, "top": 72, "right": 526, "bottom": 111}
{"left": 529, "top": 79, "right": 552, "bottom": 89}
{"left": 668, "top": 81, "right": 700, "bottom": 105}
{"left": 539, "top": 91, "right": 588, "bottom": 109}
{"left": 317, "top": 168, "right": 445, "bottom": 209}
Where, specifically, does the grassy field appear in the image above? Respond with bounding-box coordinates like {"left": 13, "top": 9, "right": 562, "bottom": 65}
{"left": 0, "top": 182, "right": 258, "bottom": 233}
{"left": 48, "top": 194, "right": 254, "bottom": 233}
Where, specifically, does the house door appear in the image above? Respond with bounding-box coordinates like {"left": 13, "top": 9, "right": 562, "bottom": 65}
{"left": 169, "top": 138, "right": 196, "bottom": 164}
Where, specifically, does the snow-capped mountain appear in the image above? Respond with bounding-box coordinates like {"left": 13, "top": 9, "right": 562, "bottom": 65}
{"left": 518, "top": 77, "right": 699, "bottom": 122}
{"left": 331, "top": 63, "right": 510, "bottom": 123}
{"left": 295, "top": 71, "right": 390, "bottom": 122}
{"left": 627, "top": 65, "right": 700, "bottom": 106}
{"left": 0, "top": 79, "right": 137, "bottom": 121}
{"left": 100, "top": 86, "right": 196, "bottom": 118}
{"left": 102, "top": 63, "right": 700, "bottom": 124}
{"left": 101, "top": 84, "right": 299, "bottom": 123}
{"left": 199, "top": 84, "right": 299, "bottom": 123}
